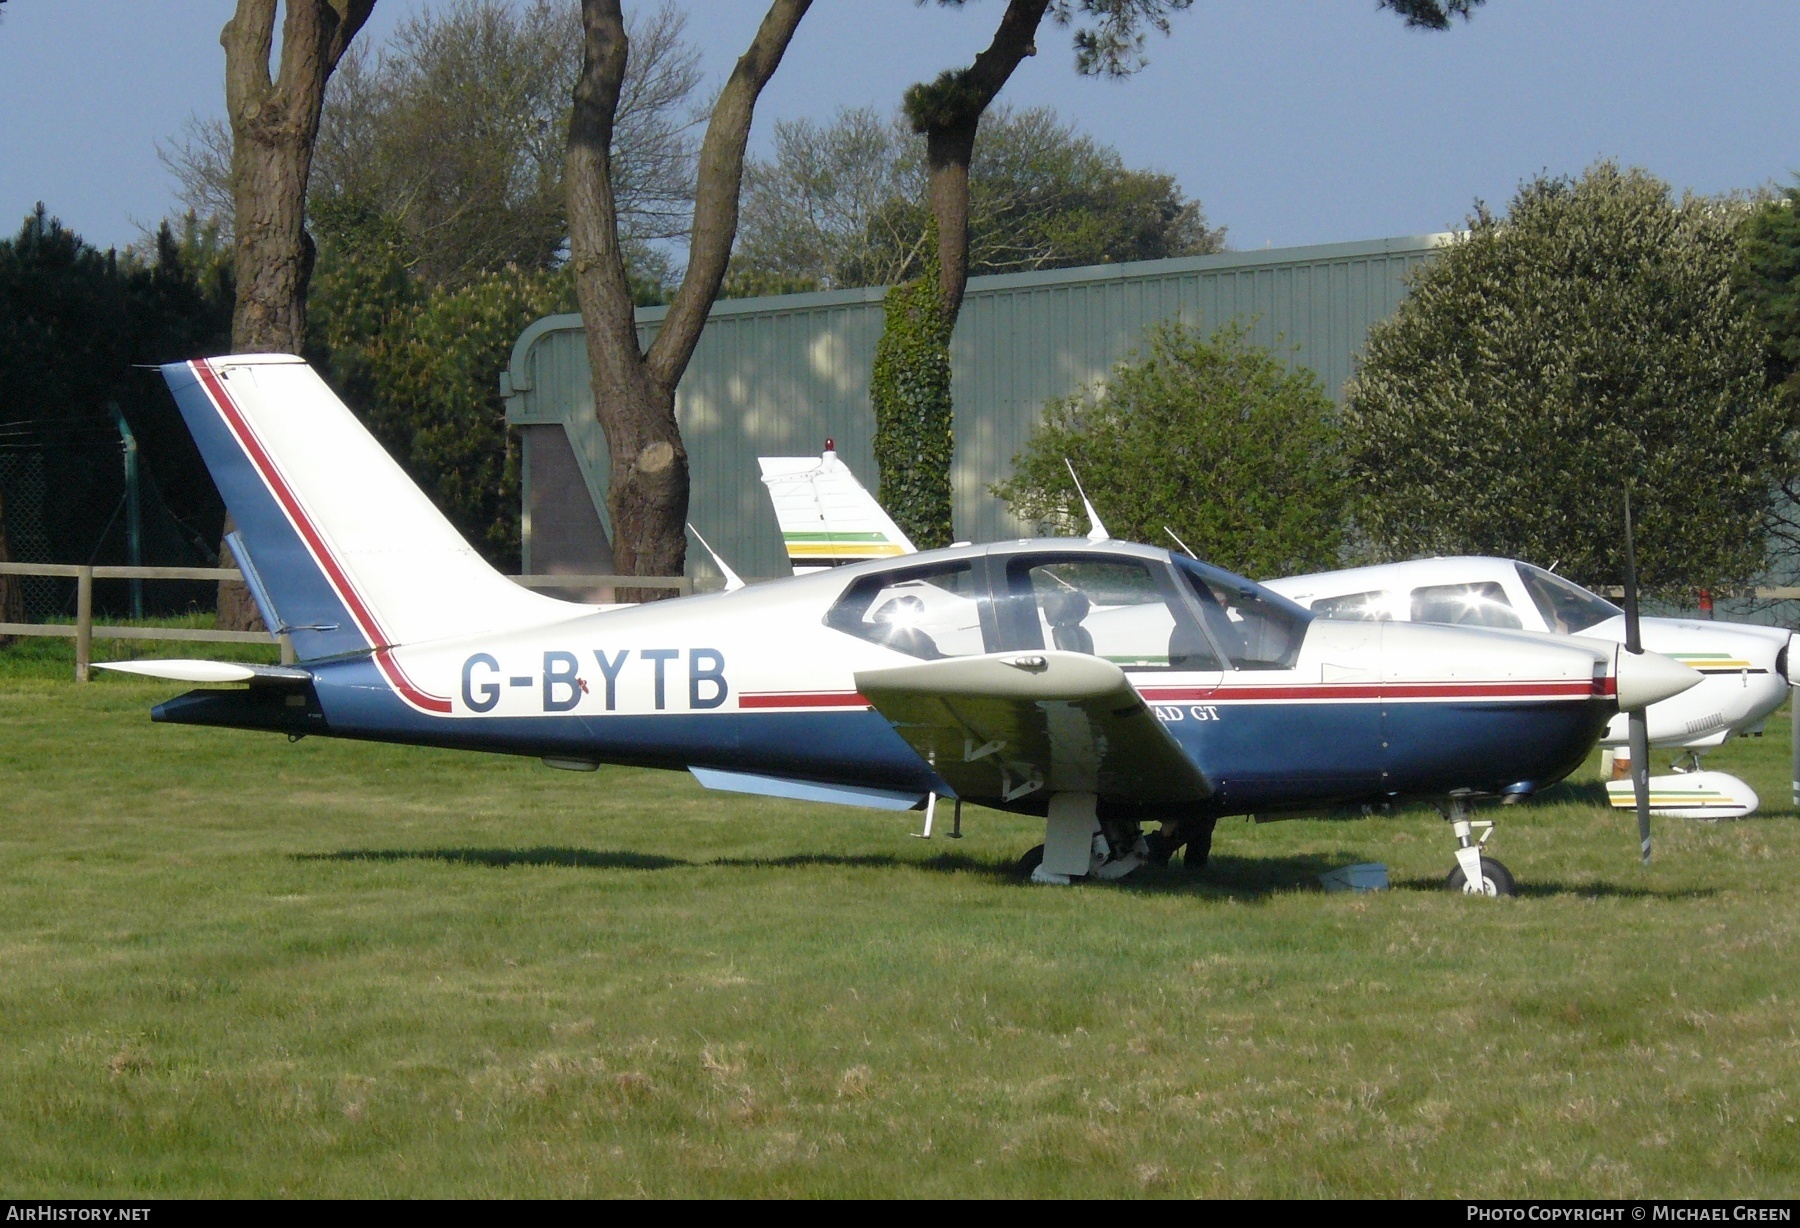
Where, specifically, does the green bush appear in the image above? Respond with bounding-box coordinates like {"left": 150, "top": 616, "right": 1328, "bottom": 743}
{"left": 994, "top": 319, "right": 1347, "bottom": 577}
{"left": 307, "top": 199, "right": 573, "bottom": 571}
{"left": 1344, "top": 162, "right": 1786, "bottom": 592}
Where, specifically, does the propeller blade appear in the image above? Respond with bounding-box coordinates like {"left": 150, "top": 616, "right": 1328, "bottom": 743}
{"left": 1623, "top": 487, "right": 1642, "bottom": 655}
{"left": 1630, "top": 707, "right": 1652, "bottom": 864}
{"left": 1623, "top": 486, "right": 1649, "bottom": 862}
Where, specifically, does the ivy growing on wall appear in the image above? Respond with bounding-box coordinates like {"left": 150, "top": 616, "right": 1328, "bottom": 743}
{"left": 870, "top": 231, "right": 955, "bottom": 549}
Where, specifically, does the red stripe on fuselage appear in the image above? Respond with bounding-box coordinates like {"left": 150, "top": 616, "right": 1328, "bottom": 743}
{"left": 740, "top": 679, "right": 1603, "bottom": 712}
{"left": 191, "top": 360, "right": 453, "bottom": 714}
{"left": 1140, "top": 678, "right": 1610, "bottom": 703}
{"left": 739, "top": 691, "right": 872, "bottom": 710}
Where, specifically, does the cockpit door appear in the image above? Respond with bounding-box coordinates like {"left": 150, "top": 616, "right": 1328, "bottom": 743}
{"left": 1173, "top": 555, "right": 1386, "bottom": 802}
{"left": 990, "top": 550, "right": 1224, "bottom": 691}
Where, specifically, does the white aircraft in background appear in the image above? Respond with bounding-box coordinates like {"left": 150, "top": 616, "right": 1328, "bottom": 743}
{"left": 1265, "top": 559, "right": 1793, "bottom": 820}
{"left": 755, "top": 447, "right": 1789, "bottom": 820}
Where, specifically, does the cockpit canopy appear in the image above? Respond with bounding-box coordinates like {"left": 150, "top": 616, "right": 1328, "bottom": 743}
{"left": 825, "top": 543, "right": 1310, "bottom": 671}
{"left": 1302, "top": 561, "right": 1621, "bottom": 635}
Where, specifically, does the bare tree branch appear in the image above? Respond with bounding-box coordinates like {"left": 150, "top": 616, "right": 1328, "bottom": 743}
{"left": 565, "top": 0, "right": 809, "bottom": 584}
{"left": 647, "top": 0, "right": 809, "bottom": 388}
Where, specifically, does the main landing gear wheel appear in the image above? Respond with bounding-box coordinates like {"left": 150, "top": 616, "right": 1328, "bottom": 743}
{"left": 1446, "top": 856, "right": 1515, "bottom": 897}
{"left": 1014, "top": 832, "right": 1148, "bottom": 884}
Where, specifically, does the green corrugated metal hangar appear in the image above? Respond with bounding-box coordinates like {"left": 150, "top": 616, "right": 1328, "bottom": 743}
{"left": 502, "top": 233, "right": 1449, "bottom": 585}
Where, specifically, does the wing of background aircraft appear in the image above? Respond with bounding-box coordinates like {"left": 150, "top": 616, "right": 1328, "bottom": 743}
{"left": 758, "top": 444, "right": 915, "bottom": 573}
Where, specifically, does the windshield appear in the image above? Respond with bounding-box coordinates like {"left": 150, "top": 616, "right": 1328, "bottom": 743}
{"left": 1173, "top": 556, "right": 1310, "bottom": 670}
{"left": 1003, "top": 557, "right": 1221, "bottom": 671}
{"left": 1516, "top": 562, "right": 1621, "bottom": 634}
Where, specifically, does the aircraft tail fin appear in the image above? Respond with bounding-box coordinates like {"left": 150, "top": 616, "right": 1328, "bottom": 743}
{"left": 757, "top": 443, "right": 915, "bottom": 574}
{"left": 162, "top": 355, "right": 577, "bottom": 662}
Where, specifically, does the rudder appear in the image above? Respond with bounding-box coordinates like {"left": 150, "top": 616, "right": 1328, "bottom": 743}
{"left": 163, "top": 355, "right": 576, "bottom": 664}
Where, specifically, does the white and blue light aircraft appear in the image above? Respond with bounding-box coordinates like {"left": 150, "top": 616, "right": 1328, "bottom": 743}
{"left": 109, "top": 356, "right": 1700, "bottom": 896}
{"left": 762, "top": 445, "right": 1787, "bottom": 823}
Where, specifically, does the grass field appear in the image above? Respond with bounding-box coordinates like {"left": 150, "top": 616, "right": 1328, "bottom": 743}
{"left": 2, "top": 640, "right": 1798, "bottom": 1197}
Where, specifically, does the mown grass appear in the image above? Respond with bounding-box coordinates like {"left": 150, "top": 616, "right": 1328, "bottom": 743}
{"left": 0, "top": 657, "right": 1797, "bottom": 1197}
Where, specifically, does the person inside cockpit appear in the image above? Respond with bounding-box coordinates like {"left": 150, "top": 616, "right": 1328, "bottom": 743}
{"left": 1041, "top": 588, "right": 1094, "bottom": 654}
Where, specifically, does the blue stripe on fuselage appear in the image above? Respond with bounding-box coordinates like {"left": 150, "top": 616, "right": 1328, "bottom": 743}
{"left": 185, "top": 656, "right": 1612, "bottom": 816}
{"left": 1380, "top": 700, "right": 1607, "bottom": 795}
{"left": 1159, "top": 697, "right": 1609, "bottom": 808}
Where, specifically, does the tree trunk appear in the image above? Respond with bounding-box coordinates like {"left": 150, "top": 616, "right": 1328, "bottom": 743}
{"left": 923, "top": 125, "right": 977, "bottom": 324}
{"left": 874, "top": 0, "right": 1045, "bottom": 548}
{"left": 907, "top": 0, "right": 1049, "bottom": 329}
{"left": 215, "top": 0, "right": 373, "bottom": 628}
{"left": 567, "top": 0, "right": 808, "bottom": 599}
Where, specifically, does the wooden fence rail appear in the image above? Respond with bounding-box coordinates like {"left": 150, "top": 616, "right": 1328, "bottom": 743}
{"left": 0, "top": 563, "right": 692, "bottom": 682}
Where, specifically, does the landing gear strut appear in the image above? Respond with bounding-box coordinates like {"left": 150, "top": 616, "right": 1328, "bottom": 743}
{"left": 1145, "top": 816, "right": 1217, "bottom": 874}
{"left": 1018, "top": 793, "right": 1149, "bottom": 884}
{"left": 1438, "top": 795, "right": 1515, "bottom": 897}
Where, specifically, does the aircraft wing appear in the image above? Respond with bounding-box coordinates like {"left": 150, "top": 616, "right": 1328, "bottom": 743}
{"left": 854, "top": 651, "right": 1211, "bottom": 804}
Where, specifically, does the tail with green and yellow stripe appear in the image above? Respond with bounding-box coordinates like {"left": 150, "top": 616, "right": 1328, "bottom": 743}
{"left": 757, "top": 443, "right": 916, "bottom": 574}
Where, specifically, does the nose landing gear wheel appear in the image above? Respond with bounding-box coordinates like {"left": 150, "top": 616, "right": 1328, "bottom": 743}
{"left": 1015, "top": 844, "right": 1046, "bottom": 880}
{"left": 1446, "top": 856, "right": 1515, "bottom": 897}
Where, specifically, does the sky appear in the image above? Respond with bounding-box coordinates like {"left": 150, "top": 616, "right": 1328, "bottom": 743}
{"left": 2, "top": 0, "right": 1798, "bottom": 255}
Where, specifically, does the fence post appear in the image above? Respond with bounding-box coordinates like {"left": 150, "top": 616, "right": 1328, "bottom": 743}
{"left": 279, "top": 633, "right": 296, "bottom": 665}
{"left": 74, "top": 565, "right": 93, "bottom": 683}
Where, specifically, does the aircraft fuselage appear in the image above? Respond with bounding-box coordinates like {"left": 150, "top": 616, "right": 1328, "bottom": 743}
{"left": 157, "top": 540, "right": 1621, "bottom": 819}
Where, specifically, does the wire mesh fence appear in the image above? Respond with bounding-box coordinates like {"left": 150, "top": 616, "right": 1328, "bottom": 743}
{"left": 0, "top": 450, "right": 58, "bottom": 620}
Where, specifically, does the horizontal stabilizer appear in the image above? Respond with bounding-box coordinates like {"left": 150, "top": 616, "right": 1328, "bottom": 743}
{"left": 1605, "top": 770, "right": 1758, "bottom": 820}
{"left": 691, "top": 766, "right": 926, "bottom": 810}
{"left": 95, "top": 660, "right": 312, "bottom": 685}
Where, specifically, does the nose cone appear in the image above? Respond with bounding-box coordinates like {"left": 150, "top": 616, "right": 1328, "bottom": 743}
{"left": 1615, "top": 647, "right": 1701, "bottom": 711}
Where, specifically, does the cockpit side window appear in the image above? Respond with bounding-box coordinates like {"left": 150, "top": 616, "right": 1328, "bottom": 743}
{"left": 999, "top": 556, "right": 1221, "bottom": 672}
{"left": 1310, "top": 590, "right": 1394, "bottom": 621}
{"left": 1516, "top": 563, "right": 1620, "bottom": 634}
{"left": 1410, "top": 581, "right": 1523, "bottom": 630}
{"left": 824, "top": 562, "right": 990, "bottom": 659}
{"left": 1172, "top": 556, "right": 1310, "bottom": 670}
